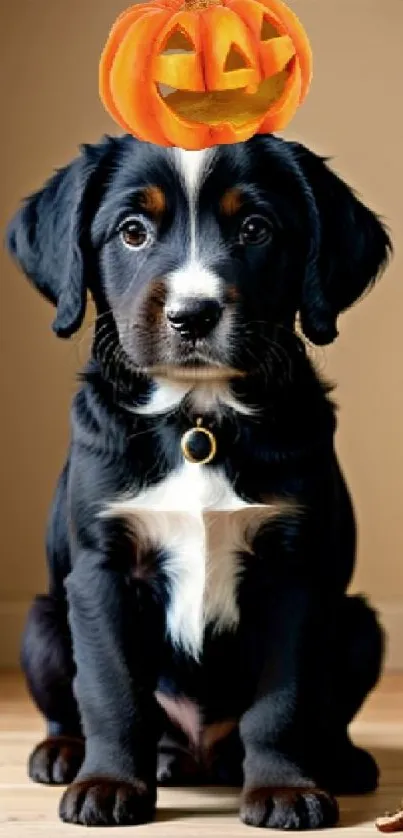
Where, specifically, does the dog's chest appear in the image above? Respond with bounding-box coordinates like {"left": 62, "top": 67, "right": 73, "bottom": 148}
{"left": 106, "top": 463, "right": 272, "bottom": 658}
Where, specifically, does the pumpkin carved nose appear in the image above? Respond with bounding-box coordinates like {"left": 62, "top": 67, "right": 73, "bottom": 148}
{"left": 167, "top": 299, "right": 223, "bottom": 340}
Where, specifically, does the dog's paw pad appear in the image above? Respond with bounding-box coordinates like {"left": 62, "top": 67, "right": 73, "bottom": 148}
{"left": 28, "top": 736, "right": 84, "bottom": 785}
{"left": 240, "top": 786, "right": 339, "bottom": 830}
{"left": 59, "top": 777, "right": 155, "bottom": 826}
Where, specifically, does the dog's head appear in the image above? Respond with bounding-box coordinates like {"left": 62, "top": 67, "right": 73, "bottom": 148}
{"left": 7, "top": 135, "right": 391, "bottom": 383}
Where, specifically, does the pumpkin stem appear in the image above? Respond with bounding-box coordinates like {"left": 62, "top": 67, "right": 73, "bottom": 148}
{"left": 182, "top": 0, "right": 221, "bottom": 9}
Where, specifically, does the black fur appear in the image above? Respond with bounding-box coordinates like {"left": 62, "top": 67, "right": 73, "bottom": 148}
{"left": 8, "top": 134, "right": 390, "bottom": 829}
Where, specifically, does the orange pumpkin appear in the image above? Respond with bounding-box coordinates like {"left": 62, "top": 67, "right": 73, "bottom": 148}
{"left": 99, "top": 0, "right": 312, "bottom": 149}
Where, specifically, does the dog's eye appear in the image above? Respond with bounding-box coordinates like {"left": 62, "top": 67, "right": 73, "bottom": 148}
{"left": 119, "top": 216, "right": 154, "bottom": 250}
{"left": 239, "top": 215, "right": 272, "bottom": 246}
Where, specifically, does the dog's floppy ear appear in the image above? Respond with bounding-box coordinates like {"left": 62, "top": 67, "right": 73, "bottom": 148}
{"left": 290, "top": 143, "right": 392, "bottom": 346}
{"left": 6, "top": 137, "right": 115, "bottom": 338}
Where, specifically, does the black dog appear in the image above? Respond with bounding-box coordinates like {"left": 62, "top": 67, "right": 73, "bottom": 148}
{"left": 7, "top": 134, "right": 390, "bottom": 829}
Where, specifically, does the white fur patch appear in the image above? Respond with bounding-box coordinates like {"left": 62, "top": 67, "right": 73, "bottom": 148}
{"left": 103, "top": 463, "right": 283, "bottom": 659}
{"left": 133, "top": 379, "right": 257, "bottom": 418}
{"left": 134, "top": 379, "right": 190, "bottom": 416}
{"left": 171, "top": 147, "right": 212, "bottom": 263}
{"left": 172, "top": 148, "right": 214, "bottom": 217}
{"left": 168, "top": 263, "right": 220, "bottom": 300}
{"left": 169, "top": 148, "right": 220, "bottom": 300}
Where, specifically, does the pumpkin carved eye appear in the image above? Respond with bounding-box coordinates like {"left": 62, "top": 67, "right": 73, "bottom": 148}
{"left": 260, "top": 18, "right": 279, "bottom": 41}
{"left": 239, "top": 215, "right": 273, "bottom": 246}
{"left": 119, "top": 216, "right": 154, "bottom": 250}
{"left": 162, "top": 28, "right": 194, "bottom": 54}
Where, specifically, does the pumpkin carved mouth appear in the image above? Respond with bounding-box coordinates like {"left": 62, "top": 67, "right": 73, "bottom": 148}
{"left": 158, "top": 69, "right": 288, "bottom": 128}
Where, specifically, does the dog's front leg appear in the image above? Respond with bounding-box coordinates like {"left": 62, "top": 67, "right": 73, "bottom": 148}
{"left": 59, "top": 549, "right": 163, "bottom": 827}
{"left": 239, "top": 583, "right": 339, "bottom": 831}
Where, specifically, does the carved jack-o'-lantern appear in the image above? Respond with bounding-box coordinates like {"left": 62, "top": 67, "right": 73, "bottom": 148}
{"left": 99, "top": 0, "right": 312, "bottom": 149}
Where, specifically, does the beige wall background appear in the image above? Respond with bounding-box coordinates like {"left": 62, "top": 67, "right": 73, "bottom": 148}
{"left": 0, "top": 0, "right": 402, "bottom": 666}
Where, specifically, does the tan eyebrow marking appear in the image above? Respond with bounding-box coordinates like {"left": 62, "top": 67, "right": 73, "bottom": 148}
{"left": 220, "top": 187, "right": 243, "bottom": 216}
{"left": 139, "top": 185, "right": 166, "bottom": 218}
{"left": 139, "top": 279, "right": 167, "bottom": 330}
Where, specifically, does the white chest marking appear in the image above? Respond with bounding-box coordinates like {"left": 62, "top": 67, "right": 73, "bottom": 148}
{"left": 104, "top": 463, "right": 282, "bottom": 659}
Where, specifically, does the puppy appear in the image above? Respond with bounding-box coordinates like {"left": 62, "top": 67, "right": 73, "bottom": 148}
{"left": 7, "top": 134, "right": 390, "bottom": 829}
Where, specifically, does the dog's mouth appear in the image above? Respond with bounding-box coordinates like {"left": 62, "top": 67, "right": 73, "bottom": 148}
{"left": 141, "top": 359, "right": 246, "bottom": 383}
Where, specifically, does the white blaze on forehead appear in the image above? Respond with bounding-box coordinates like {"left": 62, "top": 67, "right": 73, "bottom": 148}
{"left": 169, "top": 147, "right": 220, "bottom": 299}
{"left": 172, "top": 147, "right": 215, "bottom": 209}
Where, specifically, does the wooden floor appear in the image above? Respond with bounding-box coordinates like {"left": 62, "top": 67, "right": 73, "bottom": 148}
{"left": 1, "top": 673, "right": 403, "bottom": 836}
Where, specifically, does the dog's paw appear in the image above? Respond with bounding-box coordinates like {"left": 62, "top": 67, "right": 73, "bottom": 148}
{"left": 59, "top": 777, "right": 156, "bottom": 826}
{"left": 240, "top": 786, "right": 339, "bottom": 830}
{"left": 28, "top": 736, "right": 84, "bottom": 785}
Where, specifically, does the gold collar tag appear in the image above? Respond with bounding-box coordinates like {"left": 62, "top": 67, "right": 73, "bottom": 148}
{"left": 180, "top": 418, "right": 217, "bottom": 465}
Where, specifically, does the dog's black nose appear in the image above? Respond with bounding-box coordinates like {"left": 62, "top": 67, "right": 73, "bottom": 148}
{"left": 167, "top": 299, "right": 222, "bottom": 340}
